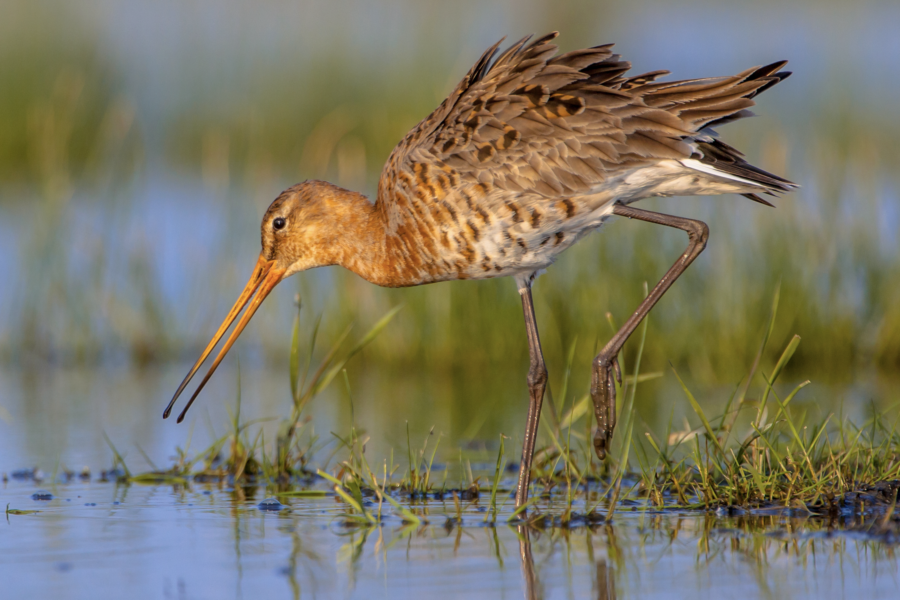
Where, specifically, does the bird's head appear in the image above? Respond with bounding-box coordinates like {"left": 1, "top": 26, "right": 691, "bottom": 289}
{"left": 259, "top": 180, "right": 349, "bottom": 278}
{"left": 163, "top": 180, "right": 359, "bottom": 422}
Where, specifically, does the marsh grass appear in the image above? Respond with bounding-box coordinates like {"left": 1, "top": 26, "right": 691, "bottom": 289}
{"left": 98, "top": 286, "right": 900, "bottom": 535}
{"left": 630, "top": 292, "right": 900, "bottom": 514}
{"left": 4, "top": 5, "right": 900, "bottom": 390}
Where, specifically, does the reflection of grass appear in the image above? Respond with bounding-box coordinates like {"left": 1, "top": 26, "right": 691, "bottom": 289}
{"left": 284, "top": 501, "right": 900, "bottom": 596}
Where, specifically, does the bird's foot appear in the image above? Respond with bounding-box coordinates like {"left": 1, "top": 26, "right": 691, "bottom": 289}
{"left": 590, "top": 353, "right": 621, "bottom": 460}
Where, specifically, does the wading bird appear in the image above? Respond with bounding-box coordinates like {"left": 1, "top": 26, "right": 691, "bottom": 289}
{"left": 164, "top": 33, "right": 794, "bottom": 508}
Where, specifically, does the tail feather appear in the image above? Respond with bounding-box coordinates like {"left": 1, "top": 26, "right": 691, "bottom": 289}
{"left": 633, "top": 61, "right": 797, "bottom": 201}
{"left": 693, "top": 138, "right": 795, "bottom": 196}
{"left": 741, "top": 193, "right": 776, "bottom": 207}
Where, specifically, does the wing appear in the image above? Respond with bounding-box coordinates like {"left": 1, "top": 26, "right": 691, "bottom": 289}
{"left": 376, "top": 33, "right": 679, "bottom": 210}
{"left": 373, "top": 33, "right": 792, "bottom": 282}
{"left": 377, "top": 33, "right": 791, "bottom": 213}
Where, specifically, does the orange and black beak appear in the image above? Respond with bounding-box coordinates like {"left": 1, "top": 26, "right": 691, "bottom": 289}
{"left": 163, "top": 255, "right": 287, "bottom": 423}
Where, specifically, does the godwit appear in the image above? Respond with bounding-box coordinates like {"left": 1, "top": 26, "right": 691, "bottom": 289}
{"left": 164, "top": 33, "right": 794, "bottom": 507}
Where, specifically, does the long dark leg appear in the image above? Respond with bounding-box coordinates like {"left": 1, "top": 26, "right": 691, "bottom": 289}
{"left": 515, "top": 279, "right": 549, "bottom": 508}
{"left": 592, "top": 203, "right": 709, "bottom": 459}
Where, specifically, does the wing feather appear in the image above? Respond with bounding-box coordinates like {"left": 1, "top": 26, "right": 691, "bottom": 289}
{"left": 376, "top": 33, "right": 794, "bottom": 246}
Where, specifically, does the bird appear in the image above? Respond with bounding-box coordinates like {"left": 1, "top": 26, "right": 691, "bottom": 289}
{"left": 163, "top": 32, "right": 795, "bottom": 508}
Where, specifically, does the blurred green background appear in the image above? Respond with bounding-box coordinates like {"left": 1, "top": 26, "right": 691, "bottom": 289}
{"left": 1, "top": 0, "right": 899, "bottom": 467}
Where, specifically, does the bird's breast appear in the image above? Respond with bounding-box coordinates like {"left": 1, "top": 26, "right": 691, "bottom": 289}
{"left": 374, "top": 182, "right": 618, "bottom": 286}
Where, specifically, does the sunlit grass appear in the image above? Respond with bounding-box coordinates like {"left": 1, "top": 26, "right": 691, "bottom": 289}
{"left": 89, "top": 288, "right": 900, "bottom": 537}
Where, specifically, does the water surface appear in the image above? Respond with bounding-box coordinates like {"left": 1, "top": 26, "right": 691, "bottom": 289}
{"left": 3, "top": 476, "right": 899, "bottom": 599}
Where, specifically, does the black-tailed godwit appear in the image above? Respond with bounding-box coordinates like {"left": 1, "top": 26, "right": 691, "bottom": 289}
{"left": 164, "top": 33, "right": 794, "bottom": 508}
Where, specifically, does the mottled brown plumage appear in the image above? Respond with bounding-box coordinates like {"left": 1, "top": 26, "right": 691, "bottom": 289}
{"left": 164, "top": 33, "right": 795, "bottom": 509}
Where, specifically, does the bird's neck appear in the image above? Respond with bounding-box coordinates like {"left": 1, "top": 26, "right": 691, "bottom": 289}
{"left": 320, "top": 187, "right": 404, "bottom": 287}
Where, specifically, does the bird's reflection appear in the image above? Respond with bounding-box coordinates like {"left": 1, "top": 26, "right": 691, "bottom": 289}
{"left": 517, "top": 524, "right": 617, "bottom": 600}
{"left": 518, "top": 525, "right": 541, "bottom": 600}
{"left": 595, "top": 558, "right": 616, "bottom": 600}
{"left": 272, "top": 505, "right": 898, "bottom": 599}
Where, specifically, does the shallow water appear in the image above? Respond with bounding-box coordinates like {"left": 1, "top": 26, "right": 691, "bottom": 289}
{"left": 3, "top": 477, "right": 900, "bottom": 599}
{"left": 2, "top": 367, "right": 899, "bottom": 599}
{"left": 0, "top": 362, "right": 889, "bottom": 476}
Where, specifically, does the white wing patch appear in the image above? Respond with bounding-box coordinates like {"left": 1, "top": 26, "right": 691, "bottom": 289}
{"left": 680, "top": 158, "right": 765, "bottom": 188}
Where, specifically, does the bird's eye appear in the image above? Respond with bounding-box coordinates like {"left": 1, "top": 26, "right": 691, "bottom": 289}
{"left": 273, "top": 217, "right": 286, "bottom": 230}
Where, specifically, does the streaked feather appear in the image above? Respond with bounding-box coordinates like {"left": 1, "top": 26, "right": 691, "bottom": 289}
{"left": 372, "top": 33, "right": 795, "bottom": 285}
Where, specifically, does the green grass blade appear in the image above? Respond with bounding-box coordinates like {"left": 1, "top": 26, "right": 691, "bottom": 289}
{"left": 726, "top": 283, "right": 780, "bottom": 434}
{"left": 424, "top": 432, "right": 441, "bottom": 491}
{"left": 317, "top": 468, "right": 375, "bottom": 523}
{"left": 670, "top": 366, "right": 725, "bottom": 457}
{"left": 102, "top": 432, "right": 132, "bottom": 479}
{"left": 311, "top": 305, "right": 403, "bottom": 397}
{"left": 300, "top": 314, "right": 322, "bottom": 397}
{"left": 560, "top": 395, "right": 590, "bottom": 429}
{"left": 382, "top": 492, "right": 423, "bottom": 524}
{"left": 289, "top": 298, "right": 302, "bottom": 401}
{"left": 507, "top": 496, "right": 541, "bottom": 522}
{"left": 487, "top": 434, "right": 506, "bottom": 523}
{"left": 758, "top": 334, "right": 801, "bottom": 422}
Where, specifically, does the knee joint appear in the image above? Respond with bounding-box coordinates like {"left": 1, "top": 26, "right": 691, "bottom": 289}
{"left": 687, "top": 220, "right": 709, "bottom": 248}
{"left": 592, "top": 353, "right": 612, "bottom": 371}
{"left": 527, "top": 362, "right": 548, "bottom": 388}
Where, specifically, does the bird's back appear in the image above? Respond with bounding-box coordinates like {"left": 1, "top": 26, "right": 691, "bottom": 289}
{"left": 373, "top": 33, "right": 794, "bottom": 286}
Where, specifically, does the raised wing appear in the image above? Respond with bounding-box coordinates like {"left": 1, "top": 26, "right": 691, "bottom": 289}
{"left": 372, "top": 33, "right": 792, "bottom": 283}
{"left": 377, "top": 33, "right": 790, "bottom": 209}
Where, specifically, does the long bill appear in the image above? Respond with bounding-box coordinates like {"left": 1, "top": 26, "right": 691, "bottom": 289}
{"left": 163, "top": 255, "right": 287, "bottom": 423}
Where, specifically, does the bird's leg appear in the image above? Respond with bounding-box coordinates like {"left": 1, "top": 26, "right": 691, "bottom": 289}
{"left": 515, "top": 277, "right": 549, "bottom": 509}
{"left": 592, "top": 203, "right": 709, "bottom": 460}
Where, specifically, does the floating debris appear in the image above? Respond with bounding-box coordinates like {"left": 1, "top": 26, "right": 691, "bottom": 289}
{"left": 98, "top": 469, "right": 126, "bottom": 482}
{"left": 11, "top": 468, "right": 43, "bottom": 482}
{"left": 5, "top": 503, "right": 40, "bottom": 516}
{"left": 257, "top": 498, "right": 287, "bottom": 512}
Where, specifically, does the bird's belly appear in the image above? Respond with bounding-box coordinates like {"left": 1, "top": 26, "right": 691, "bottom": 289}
{"left": 458, "top": 200, "right": 617, "bottom": 281}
